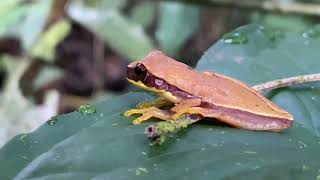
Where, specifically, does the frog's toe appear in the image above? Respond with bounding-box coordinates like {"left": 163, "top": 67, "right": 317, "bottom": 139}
{"left": 123, "top": 109, "right": 140, "bottom": 117}
{"left": 132, "top": 115, "right": 150, "bottom": 125}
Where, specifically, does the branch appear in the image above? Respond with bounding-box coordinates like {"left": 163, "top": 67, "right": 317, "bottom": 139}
{"left": 252, "top": 73, "right": 320, "bottom": 92}
{"left": 164, "top": 0, "right": 320, "bottom": 17}
{"left": 146, "top": 73, "right": 320, "bottom": 144}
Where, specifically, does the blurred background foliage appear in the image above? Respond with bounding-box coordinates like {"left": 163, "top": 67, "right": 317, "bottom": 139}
{"left": 0, "top": 0, "right": 320, "bottom": 147}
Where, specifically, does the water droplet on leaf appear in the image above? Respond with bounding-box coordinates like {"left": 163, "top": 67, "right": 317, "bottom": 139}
{"left": 302, "top": 164, "right": 310, "bottom": 172}
{"left": 47, "top": 116, "right": 58, "bottom": 125}
{"left": 258, "top": 27, "right": 284, "bottom": 41}
{"left": 302, "top": 28, "right": 320, "bottom": 38}
{"left": 78, "top": 104, "right": 96, "bottom": 115}
{"left": 243, "top": 150, "right": 257, "bottom": 154}
{"left": 19, "top": 155, "right": 29, "bottom": 160}
{"left": 223, "top": 32, "right": 248, "bottom": 44}
{"left": 135, "top": 167, "right": 148, "bottom": 176}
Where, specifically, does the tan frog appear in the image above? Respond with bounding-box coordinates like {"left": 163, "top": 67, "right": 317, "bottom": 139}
{"left": 124, "top": 51, "right": 293, "bottom": 131}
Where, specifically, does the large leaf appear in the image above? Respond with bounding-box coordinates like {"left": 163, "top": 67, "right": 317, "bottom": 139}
{"left": 1, "top": 24, "right": 320, "bottom": 179}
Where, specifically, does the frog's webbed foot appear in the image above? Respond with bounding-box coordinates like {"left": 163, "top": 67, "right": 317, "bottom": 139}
{"left": 136, "top": 97, "right": 173, "bottom": 109}
{"left": 124, "top": 107, "right": 172, "bottom": 125}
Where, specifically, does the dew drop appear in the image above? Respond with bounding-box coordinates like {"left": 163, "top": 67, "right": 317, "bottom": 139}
{"left": 223, "top": 32, "right": 248, "bottom": 44}
{"left": 19, "top": 155, "right": 29, "bottom": 160}
{"left": 302, "top": 164, "right": 310, "bottom": 172}
{"left": 266, "top": 29, "right": 283, "bottom": 41}
{"left": 47, "top": 116, "right": 58, "bottom": 125}
{"left": 135, "top": 167, "right": 148, "bottom": 176}
{"left": 203, "top": 171, "right": 209, "bottom": 176}
{"left": 78, "top": 104, "right": 96, "bottom": 115}
{"left": 19, "top": 134, "right": 28, "bottom": 142}
{"left": 243, "top": 150, "right": 257, "bottom": 154}
{"left": 302, "top": 28, "right": 320, "bottom": 38}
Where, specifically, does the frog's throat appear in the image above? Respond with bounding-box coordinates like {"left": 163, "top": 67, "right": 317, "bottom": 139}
{"left": 127, "top": 79, "right": 178, "bottom": 103}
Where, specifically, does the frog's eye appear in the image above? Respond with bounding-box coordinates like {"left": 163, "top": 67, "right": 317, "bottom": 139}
{"left": 135, "top": 63, "right": 147, "bottom": 81}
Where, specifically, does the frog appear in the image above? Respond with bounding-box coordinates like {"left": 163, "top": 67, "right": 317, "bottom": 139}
{"left": 124, "top": 50, "right": 293, "bottom": 131}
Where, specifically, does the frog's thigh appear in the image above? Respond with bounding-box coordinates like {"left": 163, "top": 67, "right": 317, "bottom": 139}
{"left": 124, "top": 107, "right": 172, "bottom": 125}
{"left": 137, "top": 97, "right": 173, "bottom": 109}
{"left": 172, "top": 106, "right": 210, "bottom": 119}
{"left": 171, "top": 98, "right": 202, "bottom": 113}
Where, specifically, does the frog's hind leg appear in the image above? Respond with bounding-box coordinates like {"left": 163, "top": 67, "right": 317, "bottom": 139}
{"left": 172, "top": 106, "right": 211, "bottom": 120}
{"left": 124, "top": 107, "right": 172, "bottom": 125}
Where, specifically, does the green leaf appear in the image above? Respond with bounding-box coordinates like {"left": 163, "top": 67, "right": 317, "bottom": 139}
{"left": 129, "top": 2, "right": 156, "bottom": 27}
{"left": 19, "top": 0, "right": 53, "bottom": 50}
{"left": 156, "top": 1, "right": 200, "bottom": 56}
{"left": 0, "top": 0, "right": 24, "bottom": 17}
{"left": 31, "top": 19, "right": 71, "bottom": 62}
{"left": 32, "top": 66, "right": 64, "bottom": 90}
{"left": 68, "top": 1, "right": 154, "bottom": 60}
{"left": 0, "top": 0, "right": 54, "bottom": 50}
{"left": 2, "top": 24, "right": 320, "bottom": 179}
{"left": 0, "top": 4, "right": 29, "bottom": 35}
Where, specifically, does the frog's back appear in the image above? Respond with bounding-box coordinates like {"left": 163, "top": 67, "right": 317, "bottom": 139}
{"left": 141, "top": 51, "right": 292, "bottom": 120}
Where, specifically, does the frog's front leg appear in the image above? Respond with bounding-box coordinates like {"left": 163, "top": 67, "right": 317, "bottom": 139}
{"left": 136, "top": 97, "right": 173, "bottom": 109}
{"left": 124, "top": 107, "right": 172, "bottom": 125}
{"left": 124, "top": 98, "right": 201, "bottom": 125}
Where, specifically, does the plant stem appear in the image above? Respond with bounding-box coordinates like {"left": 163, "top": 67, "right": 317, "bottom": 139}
{"left": 252, "top": 73, "right": 320, "bottom": 92}
{"left": 146, "top": 73, "right": 320, "bottom": 144}
{"left": 165, "top": 0, "right": 320, "bottom": 17}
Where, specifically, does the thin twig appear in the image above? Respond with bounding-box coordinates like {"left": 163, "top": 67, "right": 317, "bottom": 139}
{"left": 252, "top": 73, "right": 320, "bottom": 92}
{"left": 146, "top": 73, "right": 320, "bottom": 144}
{"left": 164, "top": 0, "right": 320, "bottom": 17}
